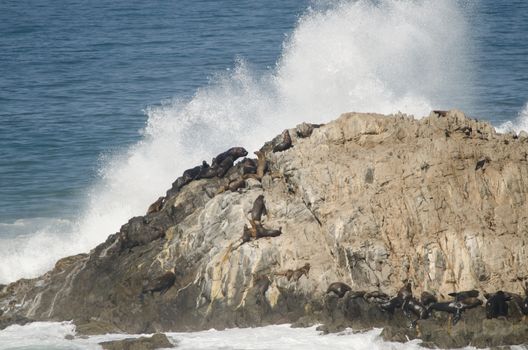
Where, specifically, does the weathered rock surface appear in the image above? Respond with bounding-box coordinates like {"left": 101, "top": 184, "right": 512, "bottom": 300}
{"left": 99, "top": 333, "right": 174, "bottom": 350}
{"left": 2, "top": 110, "right": 528, "bottom": 347}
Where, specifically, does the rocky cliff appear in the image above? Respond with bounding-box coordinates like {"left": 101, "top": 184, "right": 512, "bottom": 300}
{"left": 2, "top": 111, "right": 528, "bottom": 347}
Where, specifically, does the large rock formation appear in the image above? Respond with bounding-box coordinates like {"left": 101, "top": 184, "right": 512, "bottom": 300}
{"left": 2, "top": 110, "right": 528, "bottom": 347}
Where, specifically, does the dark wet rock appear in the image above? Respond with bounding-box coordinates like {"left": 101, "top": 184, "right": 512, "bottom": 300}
{"left": 99, "top": 333, "right": 175, "bottom": 350}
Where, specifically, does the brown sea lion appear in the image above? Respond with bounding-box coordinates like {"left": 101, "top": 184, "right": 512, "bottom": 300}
{"left": 296, "top": 122, "right": 322, "bottom": 138}
{"left": 216, "top": 179, "right": 246, "bottom": 195}
{"left": 255, "top": 224, "right": 282, "bottom": 238}
{"left": 275, "top": 263, "right": 310, "bottom": 282}
{"left": 273, "top": 130, "right": 292, "bottom": 153}
{"left": 240, "top": 158, "right": 257, "bottom": 175}
{"left": 147, "top": 196, "right": 165, "bottom": 215}
{"left": 243, "top": 151, "right": 267, "bottom": 181}
{"left": 251, "top": 195, "right": 267, "bottom": 224}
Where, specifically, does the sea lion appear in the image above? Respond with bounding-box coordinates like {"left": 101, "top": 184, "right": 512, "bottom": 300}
{"left": 227, "top": 179, "right": 246, "bottom": 192}
{"left": 216, "top": 156, "right": 234, "bottom": 177}
{"left": 255, "top": 224, "right": 282, "bottom": 238}
{"left": 276, "top": 263, "right": 310, "bottom": 282}
{"left": 140, "top": 268, "right": 176, "bottom": 301}
{"left": 251, "top": 195, "right": 267, "bottom": 224}
{"left": 243, "top": 150, "right": 268, "bottom": 181}
{"left": 273, "top": 130, "right": 292, "bottom": 153}
{"left": 380, "top": 282, "right": 414, "bottom": 315}
{"left": 448, "top": 290, "right": 479, "bottom": 301}
{"left": 501, "top": 291, "right": 528, "bottom": 316}
{"left": 486, "top": 291, "right": 511, "bottom": 319}
{"left": 433, "top": 110, "right": 448, "bottom": 117}
{"left": 380, "top": 297, "right": 403, "bottom": 314}
{"left": 240, "top": 224, "right": 254, "bottom": 244}
{"left": 428, "top": 297, "right": 482, "bottom": 325}
{"left": 420, "top": 291, "right": 438, "bottom": 307}
{"left": 364, "top": 291, "right": 390, "bottom": 303}
{"left": 326, "top": 282, "right": 352, "bottom": 298}
{"left": 296, "top": 123, "right": 322, "bottom": 138}
{"left": 198, "top": 160, "right": 216, "bottom": 179}
{"left": 398, "top": 281, "right": 413, "bottom": 301}
{"left": 240, "top": 158, "right": 257, "bottom": 175}
{"left": 216, "top": 179, "right": 246, "bottom": 195}
{"left": 212, "top": 147, "right": 248, "bottom": 167}
{"left": 403, "top": 297, "right": 429, "bottom": 327}
{"left": 147, "top": 196, "right": 165, "bottom": 215}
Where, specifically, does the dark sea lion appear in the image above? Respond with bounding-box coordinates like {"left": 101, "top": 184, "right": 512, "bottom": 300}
{"left": 326, "top": 282, "right": 352, "bottom": 298}
{"left": 251, "top": 195, "right": 267, "bottom": 224}
{"left": 216, "top": 156, "right": 234, "bottom": 177}
{"left": 273, "top": 130, "right": 292, "bottom": 153}
{"left": 448, "top": 290, "right": 479, "bottom": 301}
{"left": 429, "top": 297, "right": 482, "bottom": 325}
{"left": 420, "top": 291, "right": 438, "bottom": 307}
{"left": 182, "top": 164, "right": 202, "bottom": 181}
{"left": 140, "top": 268, "right": 176, "bottom": 301}
{"left": 364, "top": 290, "right": 389, "bottom": 302}
{"left": 398, "top": 281, "right": 413, "bottom": 301}
{"left": 380, "top": 297, "right": 403, "bottom": 314}
{"left": 240, "top": 224, "right": 254, "bottom": 244}
{"left": 198, "top": 160, "right": 216, "bottom": 179}
{"left": 501, "top": 291, "right": 527, "bottom": 316}
{"left": 348, "top": 290, "right": 367, "bottom": 299}
{"left": 255, "top": 224, "right": 282, "bottom": 238}
{"left": 147, "top": 196, "right": 165, "bottom": 215}
{"left": 212, "top": 147, "right": 248, "bottom": 167}
{"left": 403, "top": 297, "right": 429, "bottom": 327}
{"left": 486, "top": 291, "right": 511, "bottom": 319}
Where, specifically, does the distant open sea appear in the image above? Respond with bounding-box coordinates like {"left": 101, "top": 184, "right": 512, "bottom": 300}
{"left": 0, "top": 0, "right": 527, "bottom": 347}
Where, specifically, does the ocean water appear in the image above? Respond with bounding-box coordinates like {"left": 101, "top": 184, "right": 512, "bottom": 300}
{"left": 0, "top": 0, "right": 527, "bottom": 347}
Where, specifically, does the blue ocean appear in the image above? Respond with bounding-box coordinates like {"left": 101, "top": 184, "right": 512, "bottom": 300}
{"left": 0, "top": 0, "right": 527, "bottom": 347}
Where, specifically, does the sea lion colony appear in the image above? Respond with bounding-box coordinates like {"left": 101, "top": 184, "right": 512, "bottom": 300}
{"left": 325, "top": 280, "right": 528, "bottom": 328}
{"left": 139, "top": 119, "right": 521, "bottom": 331}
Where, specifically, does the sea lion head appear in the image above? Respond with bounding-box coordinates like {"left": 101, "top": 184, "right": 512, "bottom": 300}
{"left": 228, "top": 147, "right": 248, "bottom": 159}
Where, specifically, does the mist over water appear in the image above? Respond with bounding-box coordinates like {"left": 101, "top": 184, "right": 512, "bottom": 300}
{"left": 0, "top": 0, "right": 515, "bottom": 284}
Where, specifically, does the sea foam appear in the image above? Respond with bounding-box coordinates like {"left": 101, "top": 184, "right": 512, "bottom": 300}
{"left": 0, "top": 322, "right": 484, "bottom": 350}
{"left": 0, "top": 0, "right": 474, "bottom": 284}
